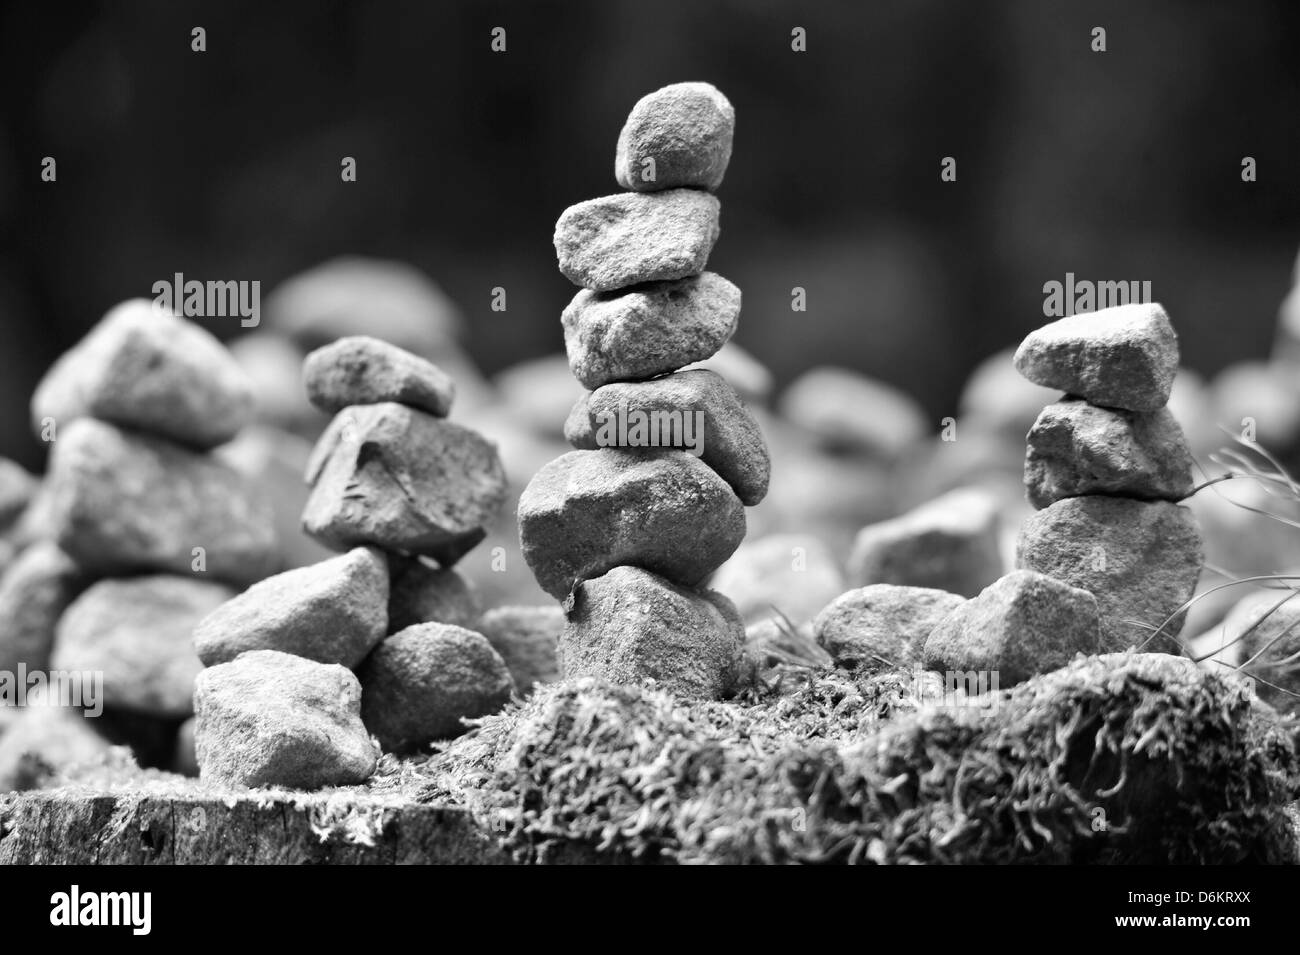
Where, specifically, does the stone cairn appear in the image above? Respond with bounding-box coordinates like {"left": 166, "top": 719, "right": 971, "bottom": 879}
{"left": 1012, "top": 302, "right": 1203, "bottom": 652}
{"left": 0, "top": 299, "right": 277, "bottom": 784}
{"left": 519, "top": 82, "right": 771, "bottom": 700}
{"left": 815, "top": 303, "right": 1203, "bottom": 691}
{"left": 190, "top": 335, "right": 516, "bottom": 789}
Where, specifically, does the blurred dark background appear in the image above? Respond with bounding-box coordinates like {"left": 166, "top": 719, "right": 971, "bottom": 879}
{"left": 2, "top": 0, "right": 1298, "bottom": 470}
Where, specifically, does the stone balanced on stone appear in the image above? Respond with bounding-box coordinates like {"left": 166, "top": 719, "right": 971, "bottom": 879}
{"left": 8, "top": 300, "right": 275, "bottom": 738}
{"left": 1012, "top": 302, "right": 1203, "bottom": 652}
{"left": 192, "top": 335, "right": 516, "bottom": 788}
{"left": 520, "top": 82, "right": 769, "bottom": 700}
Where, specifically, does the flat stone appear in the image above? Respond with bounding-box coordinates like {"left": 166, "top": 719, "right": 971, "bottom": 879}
{"left": 0, "top": 543, "right": 86, "bottom": 676}
{"left": 583, "top": 370, "right": 770, "bottom": 505}
{"left": 554, "top": 190, "right": 720, "bottom": 292}
{"left": 559, "top": 566, "right": 744, "bottom": 699}
{"left": 518, "top": 449, "right": 746, "bottom": 600}
{"left": 1013, "top": 303, "right": 1179, "bottom": 412}
{"left": 388, "top": 555, "right": 481, "bottom": 632}
{"left": 710, "top": 533, "right": 846, "bottom": 625}
{"left": 476, "top": 605, "right": 564, "bottom": 691}
{"left": 193, "top": 547, "right": 389, "bottom": 668}
{"left": 778, "top": 367, "right": 928, "bottom": 460}
{"left": 53, "top": 575, "right": 235, "bottom": 717}
{"left": 0, "top": 458, "right": 37, "bottom": 531}
{"left": 303, "top": 403, "right": 507, "bottom": 565}
{"left": 615, "top": 81, "right": 734, "bottom": 192}
{"left": 194, "top": 649, "right": 377, "bottom": 789}
{"left": 814, "top": 584, "right": 966, "bottom": 672}
{"left": 303, "top": 335, "right": 455, "bottom": 416}
{"left": 46, "top": 419, "right": 278, "bottom": 587}
{"left": 847, "top": 487, "right": 1004, "bottom": 598}
{"left": 1024, "top": 399, "right": 1195, "bottom": 509}
{"left": 1016, "top": 496, "right": 1202, "bottom": 652}
{"left": 561, "top": 273, "right": 739, "bottom": 390}
{"left": 31, "top": 299, "right": 255, "bottom": 450}
{"left": 358, "top": 623, "right": 514, "bottom": 753}
{"left": 921, "top": 570, "right": 1101, "bottom": 686}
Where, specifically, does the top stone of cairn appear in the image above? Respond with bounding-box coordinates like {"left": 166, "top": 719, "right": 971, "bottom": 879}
{"left": 615, "top": 82, "right": 734, "bottom": 193}
{"left": 1013, "top": 302, "right": 1178, "bottom": 412}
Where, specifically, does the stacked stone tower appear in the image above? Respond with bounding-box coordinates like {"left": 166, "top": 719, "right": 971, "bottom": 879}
{"left": 1012, "top": 302, "right": 1203, "bottom": 650}
{"left": 519, "top": 82, "right": 770, "bottom": 699}
{"left": 191, "top": 335, "right": 515, "bottom": 787}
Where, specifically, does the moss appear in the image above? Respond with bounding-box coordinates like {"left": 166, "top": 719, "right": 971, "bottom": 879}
{"left": 426, "top": 653, "right": 1298, "bottom": 864}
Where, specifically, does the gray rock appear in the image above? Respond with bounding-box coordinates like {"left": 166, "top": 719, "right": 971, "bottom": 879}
{"left": 303, "top": 335, "right": 455, "bottom": 416}
{"left": 358, "top": 623, "right": 514, "bottom": 752}
{"left": 1016, "top": 496, "right": 1202, "bottom": 652}
{"left": 1024, "top": 399, "right": 1195, "bottom": 509}
{"left": 615, "top": 81, "right": 734, "bottom": 192}
{"left": 476, "top": 605, "right": 564, "bottom": 691}
{"left": 226, "top": 333, "right": 321, "bottom": 434}
{"left": 265, "top": 256, "right": 464, "bottom": 359}
{"left": 0, "top": 702, "right": 112, "bottom": 792}
{"left": 564, "top": 393, "right": 598, "bottom": 449}
{"left": 921, "top": 570, "right": 1101, "bottom": 686}
{"left": 0, "top": 458, "right": 37, "bottom": 531}
{"left": 958, "top": 347, "right": 1062, "bottom": 440}
{"left": 216, "top": 425, "right": 336, "bottom": 571}
{"left": 492, "top": 354, "right": 586, "bottom": 437}
{"left": 45, "top": 418, "right": 279, "bottom": 587}
{"left": 53, "top": 575, "right": 236, "bottom": 717}
{"left": 388, "top": 555, "right": 480, "bottom": 632}
{"left": 1013, "top": 303, "right": 1179, "bottom": 412}
{"left": 561, "top": 273, "right": 739, "bottom": 389}
{"left": 584, "top": 370, "right": 770, "bottom": 505}
{"left": 847, "top": 487, "right": 1004, "bottom": 597}
{"left": 0, "top": 543, "right": 86, "bottom": 676}
{"left": 1214, "top": 591, "right": 1300, "bottom": 709}
{"left": 813, "top": 584, "right": 965, "bottom": 672}
{"left": 778, "top": 367, "right": 928, "bottom": 461}
{"left": 744, "top": 617, "right": 833, "bottom": 671}
{"left": 518, "top": 449, "right": 746, "bottom": 600}
{"left": 193, "top": 547, "right": 389, "bottom": 668}
{"left": 195, "top": 650, "right": 376, "bottom": 789}
{"left": 559, "top": 566, "right": 744, "bottom": 699}
{"left": 31, "top": 299, "right": 255, "bottom": 450}
{"left": 709, "top": 533, "right": 846, "bottom": 625}
{"left": 303, "top": 403, "right": 507, "bottom": 565}
{"left": 554, "top": 190, "right": 721, "bottom": 292}
{"left": 681, "top": 341, "right": 773, "bottom": 403}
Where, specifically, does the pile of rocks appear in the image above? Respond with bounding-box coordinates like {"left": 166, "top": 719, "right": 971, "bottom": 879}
{"left": 0, "top": 300, "right": 284, "bottom": 786}
{"left": 192, "top": 335, "right": 517, "bottom": 788}
{"left": 812, "top": 304, "right": 1204, "bottom": 688}
{"left": 1013, "top": 302, "right": 1203, "bottom": 652}
{"left": 519, "top": 82, "right": 768, "bottom": 699}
